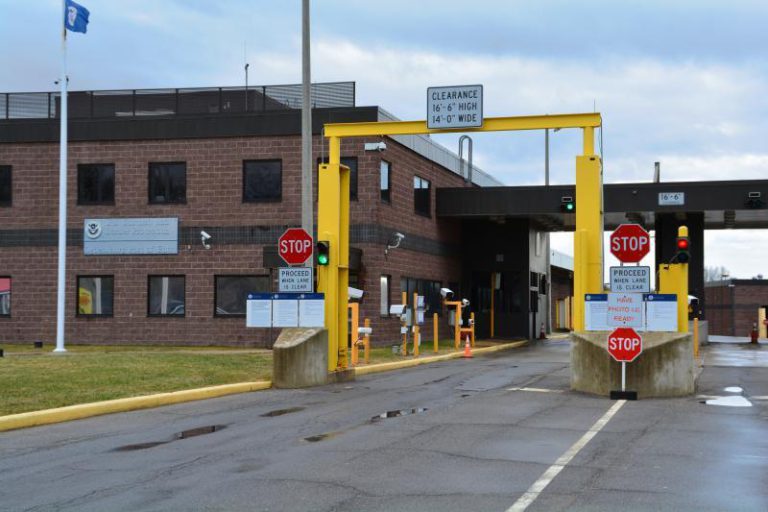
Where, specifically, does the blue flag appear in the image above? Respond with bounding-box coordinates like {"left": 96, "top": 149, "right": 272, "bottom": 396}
{"left": 64, "top": 0, "right": 90, "bottom": 33}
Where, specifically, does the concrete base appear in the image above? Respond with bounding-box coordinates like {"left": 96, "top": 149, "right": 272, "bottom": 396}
{"left": 571, "top": 331, "right": 695, "bottom": 398}
{"left": 273, "top": 328, "right": 332, "bottom": 389}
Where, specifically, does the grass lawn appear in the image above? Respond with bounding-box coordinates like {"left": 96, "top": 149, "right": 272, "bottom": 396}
{"left": 0, "top": 345, "right": 272, "bottom": 416}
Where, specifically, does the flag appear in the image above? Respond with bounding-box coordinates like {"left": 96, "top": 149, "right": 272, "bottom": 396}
{"left": 64, "top": 0, "right": 90, "bottom": 33}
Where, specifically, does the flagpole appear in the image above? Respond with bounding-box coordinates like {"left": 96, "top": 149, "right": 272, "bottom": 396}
{"left": 55, "top": 0, "right": 68, "bottom": 353}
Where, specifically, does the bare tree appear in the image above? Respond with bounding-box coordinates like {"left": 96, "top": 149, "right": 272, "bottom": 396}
{"left": 704, "top": 265, "right": 730, "bottom": 282}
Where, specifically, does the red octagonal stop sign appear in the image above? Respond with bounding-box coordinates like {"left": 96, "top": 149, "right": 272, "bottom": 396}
{"left": 610, "top": 224, "right": 650, "bottom": 263}
{"left": 607, "top": 327, "right": 643, "bottom": 362}
{"left": 278, "top": 228, "right": 313, "bottom": 266}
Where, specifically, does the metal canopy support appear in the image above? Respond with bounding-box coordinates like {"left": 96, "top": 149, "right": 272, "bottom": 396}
{"left": 320, "top": 113, "right": 603, "bottom": 371}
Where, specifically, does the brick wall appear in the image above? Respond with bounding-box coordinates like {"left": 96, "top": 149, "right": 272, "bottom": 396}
{"left": 0, "top": 133, "right": 468, "bottom": 347}
{"left": 705, "top": 281, "right": 768, "bottom": 336}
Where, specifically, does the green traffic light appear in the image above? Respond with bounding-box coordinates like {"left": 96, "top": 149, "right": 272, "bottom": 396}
{"left": 317, "top": 253, "right": 329, "bottom": 265}
{"left": 566, "top": 203, "right": 574, "bottom": 211}
{"left": 316, "top": 241, "right": 330, "bottom": 266}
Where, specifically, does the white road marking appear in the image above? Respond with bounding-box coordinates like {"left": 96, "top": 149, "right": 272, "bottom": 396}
{"left": 506, "top": 400, "right": 627, "bottom": 512}
{"left": 751, "top": 396, "right": 768, "bottom": 400}
{"left": 506, "top": 387, "right": 564, "bottom": 393}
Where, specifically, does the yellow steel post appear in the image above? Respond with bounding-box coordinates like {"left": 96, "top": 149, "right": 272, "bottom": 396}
{"left": 401, "top": 291, "right": 408, "bottom": 356}
{"left": 413, "top": 292, "right": 419, "bottom": 357}
{"left": 363, "top": 318, "right": 371, "bottom": 364}
{"left": 433, "top": 312, "right": 439, "bottom": 353}
{"left": 455, "top": 303, "right": 462, "bottom": 349}
{"left": 658, "top": 267, "right": 689, "bottom": 333}
{"left": 338, "top": 152, "right": 350, "bottom": 368}
{"left": 348, "top": 302, "right": 359, "bottom": 366}
{"left": 470, "top": 312, "right": 476, "bottom": 347}
{"left": 693, "top": 317, "right": 699, "bottom": 359}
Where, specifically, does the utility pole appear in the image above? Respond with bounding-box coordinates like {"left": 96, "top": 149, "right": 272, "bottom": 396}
{"left": 544, "top": 128, "right": 549, "bottom": 186}
{"left": 301, "top": 0, "right": 313, "bottom": 261}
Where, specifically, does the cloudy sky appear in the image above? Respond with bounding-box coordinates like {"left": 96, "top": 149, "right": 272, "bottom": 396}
{"left": 1, "top": 0, "right": 767, "bottom": 277}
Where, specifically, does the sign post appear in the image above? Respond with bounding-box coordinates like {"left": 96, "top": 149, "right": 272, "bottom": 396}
{"left": 607, "top": 326, "right": 642, "bottom": 400}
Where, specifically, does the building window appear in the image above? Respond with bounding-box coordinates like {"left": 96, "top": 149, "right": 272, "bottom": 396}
{"left": 243, "top": 159, "right": 282, "bottom": 202}
{"left": 380, "top": 275, "right": 391, "bottom": 316}
{"left": 149, "top": 162, "right": 186, "bottom": 204}
{"left": 77, "top": 164, "right": 115, "bottom": 205}
{"left": 400, "top": 277, "right": 442, "bottom": 316}
{"left": 380, "top": 160, "right": 391, "bottom": 203}
{"left": 77, "top": 276, "right": 114, "bottom": 316}
{"left": 317, "top": 157, "right": 358, "bottom": 201}
{"left": 0, "top": 277, "right": 10, "bottom": 316}
{"left": 0, "top": 166, "right": 11, "bottom": 206}
{"left": 413, "top": 176, "right": 431, "bottom": 217}
{"left": 215, "top": 275, "right": 269, "bottom": 317}
{"left": 148, "top": 276, "right": 185, "bottom": 316}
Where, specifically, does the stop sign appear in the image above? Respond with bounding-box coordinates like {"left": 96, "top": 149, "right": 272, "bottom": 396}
{"left": 607, "top": 327, "right": 643, "bottom": 362}
{"left": 278, "top": 228, "right": 313, "bottom": 266}
{"left": 610, "top": 224, "right": 650, "bottom": 263}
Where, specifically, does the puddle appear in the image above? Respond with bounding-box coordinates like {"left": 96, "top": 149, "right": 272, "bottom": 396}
{"left": 370, "top": 408, "right": 428, "bottom": 422}
{"left": 114, "top": 425, "right": 225, "bottom": 451}
{"left": 112, "top": 441, "right": 169, "bottom": 451}
{"left": 724, "top": 386, "right": 743, "bottom": 393}
{"left": 702, "top": 396, "right": 753, "bottom": 407}
{"left": 260, "top": 407, "right": 305, "bottom": 417}
{"left": 177, "top": 425, "right": 224, "bottom": 439}
{"left": 304, "top": 432, "right": 340, "bottom": 443}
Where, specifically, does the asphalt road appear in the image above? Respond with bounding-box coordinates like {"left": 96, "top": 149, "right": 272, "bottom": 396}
{"left": 1, "top": 340, "right": 767, "bottom": 511}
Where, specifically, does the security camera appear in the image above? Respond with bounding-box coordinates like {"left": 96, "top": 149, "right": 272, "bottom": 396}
{"left": 364, "top": 141, "right": 387, "bottom": 152}
{"left": 440, "top": 288, "right": 454, "bottom": 300}
{"left": 385, "top": 232, "right": 405, "bottom": 256}
{"left": 461, "top": 298, "right": 470, "bottom": 307}
{"left": 200, "top": 230, "right": 212, "bottom": 249}
{"left": 348, "top": 287, "right": 364, "bottom": 300}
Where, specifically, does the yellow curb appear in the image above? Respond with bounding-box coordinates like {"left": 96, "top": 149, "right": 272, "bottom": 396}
{"left": 354, "top": 340, "right": 528, "bottom": 376}
{"left": 0, "top": 381, "right": 272, "bottom": 433}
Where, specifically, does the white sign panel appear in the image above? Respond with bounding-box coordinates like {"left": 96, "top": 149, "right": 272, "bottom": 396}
{"left": 298, "top": 293, "right": 325, "bottom": 328}
{"left": 585, "top": 294, "right": 611, "bottom": 331}
{"left": 246, "top": 293, "right": 272, "bottom": 328}
{"left": 272, "top": 294, "right": 299, "bottom": 328}
{"left": 278, "top": 267, "right": 313, "bottom": 293}
{"left": 607, "top": 293, "right": 644, "bottom": 328}
{"left": 645, "top": 294, "right": 678, "bottom": 331}
{"left": 427, "top": 85, "right": 483, "bottom": 129}
{"left": 659, "top": 192, "right": 685, "bottom": 205}
{"left": 610, "top": 266, "right": 651, "bottom": 293}
{"left": 84, "top": 218, "right": 178, "bottom": 255}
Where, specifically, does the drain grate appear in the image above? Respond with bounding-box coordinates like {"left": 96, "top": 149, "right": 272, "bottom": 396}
{"left": 260, "top": 406, "right": 305, "bottom": 417}
{"left": 371, "top": 408, "right": 428, "bottom": 422}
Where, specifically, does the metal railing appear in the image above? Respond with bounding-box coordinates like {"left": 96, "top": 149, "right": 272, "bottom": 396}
{"left": 0, "top": 82, "right": 355, "bottom": 120}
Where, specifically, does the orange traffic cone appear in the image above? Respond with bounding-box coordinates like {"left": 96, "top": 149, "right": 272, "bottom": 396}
{"left": 462, "top": 334, "right": 473, "bottom": 358}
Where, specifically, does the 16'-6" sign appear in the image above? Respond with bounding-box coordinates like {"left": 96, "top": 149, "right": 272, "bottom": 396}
{"left": 427, "top": 85, "right": 483, "bottom": 129}
{"left": 278, "top": 228, "right": 313, "bottom": 266}
{"left": 610, "top": 224, "right": 650, "bottom": 263}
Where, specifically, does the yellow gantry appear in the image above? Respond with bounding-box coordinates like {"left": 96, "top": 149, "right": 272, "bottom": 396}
{"left": 320, "top": 113, "right": 603, "bottom": 371}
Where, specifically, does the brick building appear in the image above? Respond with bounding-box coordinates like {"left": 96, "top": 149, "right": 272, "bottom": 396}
{"left": 705, "top": 279, "right": 768, "bottom": 337}
{"left": 1, "top": 83, "right": 536, "bottom": 347}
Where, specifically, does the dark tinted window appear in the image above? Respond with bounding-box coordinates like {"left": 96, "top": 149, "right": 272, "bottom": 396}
{"left": 148, "top": 276, "right": 185, "bottom": 316}
{"left": 413, "top": 176, "right": 431, "bottom": 217}
{"left": 77, "top": 276, "right": 114, "bottom": 316}
{"left": 149, "top": 162, "right": 186, "bottom": 204}
{"left": 317, "top": 157, "right": 358, "bottom": 201}
{"left": 243, "top": 160, "right": 282, "bottom": 202}
{"left": 78, "top": 164, "right": 115, "bottom": 204}
{"left": 380, "top": 160, "right": 391, "bottom": 203}
{"left": 400, "top": 277, "right": 442, "bottom": 316}
{"left": 215, "top": 275, "right": 269, "bottom": 316}
{"left": 0, "top": 166, "right": 10, "bottom": 206}
{"left": 0, "top": 277, "right": 10, "bottom": 316}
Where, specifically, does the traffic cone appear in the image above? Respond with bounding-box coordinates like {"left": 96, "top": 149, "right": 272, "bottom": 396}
{"left": 462, "top": 334, "right": 473, "bottom": 358}
{"left": 539, "top": 322, "right": 546, "bottom": 340}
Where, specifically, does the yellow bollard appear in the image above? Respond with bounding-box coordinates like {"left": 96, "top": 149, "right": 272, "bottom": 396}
{"left": 413, "top": 292, "right": 420, "bottom": 357}
{"left": 433, "top": 312, "right": 439, "bottom": 353}
{"left": 363, "top": 318, "right": 371, "bottom": 364}
{"left": 470, "top": 312, "right": 476, "bottom": 347}
{"left": 693, "top": 317, "right": 699, "bottom": 359}
{"left": 401, "top": 291, "right": 408, "bottom": 356}
{"left": 413, "top": 325, "right": 420, "bottom": 357}
{"left": 348, "top": 302, "right": 359, "bottom": 366}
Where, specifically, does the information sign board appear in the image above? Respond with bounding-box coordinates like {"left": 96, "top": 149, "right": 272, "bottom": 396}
{"left": 427, "top": 85, "right": 483, "bottom": 129}
{"left": 659, "top": 192, "right": 685, "bottom": 206}
{"left": 644, "top": 294, "right": 678, "bottom": 331}
{"left": 272, "top": 294, "right": 299, "bottom": 327}
{"left": 279, "top": 267, "right": 313, "bottom": 292}
{"left": 246, "top": 293, "right": 272, "bottom": 328}
{"left": 610, "top": 266, "right": 651, "bottom": 293}
{"left": 298, "top": 293, "right": 325, "bottom": 328}
{"left": 607, "top": 293, "right": 644, "bottom": 328}
{"left": 585, "top": 294, "right": 611, "bottom": 331}
{"left": 84, "top": 218, "right": 178, "bottom": 255}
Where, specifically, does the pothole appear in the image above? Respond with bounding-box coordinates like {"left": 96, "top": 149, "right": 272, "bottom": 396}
{"left": 260, "top": 406, "right": 305, "bottom": 417}
{"left": 112, "top": 425, "right": 226, "bottom": 452}
{"left": 177, "top": 425, "right": 225, "bottom": 439}
{"left": 370, "top": 408, "right": 428, "bottom": 422}
{"left": 113, "top": 441, "right": 169, "bottom": 452}
{"left": 304, "top": 432, "right": 340, "bottom": 443}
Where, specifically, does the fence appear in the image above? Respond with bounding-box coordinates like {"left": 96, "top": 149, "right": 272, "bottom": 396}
{"left": 0, "top": 82, "right": 355, "bottom": 120}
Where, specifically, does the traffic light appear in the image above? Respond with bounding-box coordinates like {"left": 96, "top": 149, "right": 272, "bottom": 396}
{"left": 316, "top": 241, "right": 330, "bottom": 266}
{"left": 675, "top": 226, "right": 690, "bottom": 264}
{"left": 560, "top": 196, "right": 575, "bottom": 213}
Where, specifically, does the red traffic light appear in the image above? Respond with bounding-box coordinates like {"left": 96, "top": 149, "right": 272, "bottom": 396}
{"left": 676, "top": 238, "right": 689, "bottom": 250}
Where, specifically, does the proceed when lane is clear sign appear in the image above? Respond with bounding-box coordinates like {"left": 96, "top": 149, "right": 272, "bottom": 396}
{"left": 427, "top": 85, "right": 483, "bottom": 129}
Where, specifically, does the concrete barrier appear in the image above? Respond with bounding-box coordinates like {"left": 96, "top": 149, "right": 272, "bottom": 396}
{"left": 571, "top": 331, "right": 695, "bottom": 398}
{"left": 273, "top": 328, "right": 330, "bottom": 388}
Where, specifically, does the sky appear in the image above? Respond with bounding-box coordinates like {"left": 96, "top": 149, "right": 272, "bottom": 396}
{"left": 1, "top": 0, "right": 767, "bottom": 278}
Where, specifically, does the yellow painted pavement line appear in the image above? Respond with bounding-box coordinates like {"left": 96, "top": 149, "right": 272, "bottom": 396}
{"left": 0, "top": 381, "right": 272, "bottom": 433}
{"left": 354, "top": 340, "right": 528, "bottom": 376}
